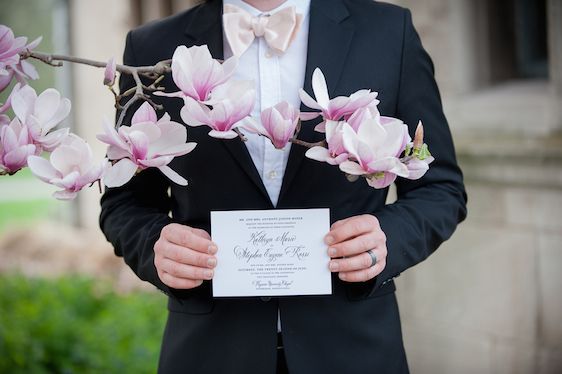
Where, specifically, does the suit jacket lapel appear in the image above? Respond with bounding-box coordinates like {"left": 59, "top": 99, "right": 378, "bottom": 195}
{"left": 184, "top": 0, "right": 272, "bottom": 205}
{"left": 278, "top": 0, "right": 355, "bottom": 203}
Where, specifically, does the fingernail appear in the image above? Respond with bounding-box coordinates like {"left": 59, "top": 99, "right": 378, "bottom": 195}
{"left": 207, "top": 258, "right": 217, "bottom": 268}
{"left": 339, "top": 272, "right": 347, "bottom": 280}
{"left": 208, "top": 244, "right": 218, "bottom": 255}
{"left": 324, "top": 235, "right": 334, "bottom": 245}
{"left": 329, "top": 261, "right": 339, "bottom": 271}
{"left": 328, "top": 247, "right": 337, "bottom": 257}
{"left": 205, "top": 270, "right": 213, "bottom": 279}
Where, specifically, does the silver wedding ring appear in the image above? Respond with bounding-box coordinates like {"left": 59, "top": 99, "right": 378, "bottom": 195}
{"left": 367, "top": 250, "right": 377, "bottom": 267}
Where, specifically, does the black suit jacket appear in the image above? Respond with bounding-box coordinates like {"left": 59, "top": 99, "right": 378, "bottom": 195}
{"left": 100, "top": 0, "right": 467, "bottom": 373}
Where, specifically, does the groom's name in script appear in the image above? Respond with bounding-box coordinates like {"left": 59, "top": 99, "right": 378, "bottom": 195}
{"left": 233, "top": 246, "right": 309, "bottom": 263}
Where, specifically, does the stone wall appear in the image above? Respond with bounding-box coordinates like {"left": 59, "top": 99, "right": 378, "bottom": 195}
{"left": 386, "top": 0, "right": 562, "bottom": 372}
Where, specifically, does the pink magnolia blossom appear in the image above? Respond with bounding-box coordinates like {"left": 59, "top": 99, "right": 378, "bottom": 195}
{"left": 0, "top": 26, "right": 41, "bottom": 92}
{"left": 339, "top": 117, "right": 411, "bottom": 189}
{"left": 305, "top": 120, "right": 349, "bottom": 165}
{"left": 299, "top": 68, "right": 379, "bottom": 128}
{"left": 157, "top": 45, "right": 238, "bottom": 102}
{"left": 244, "top": 101, "right": 299, "bottom": 149}
{"left": 27, "top": 134, "right": 107, "bottom": 200}
{"left": 180, "top": 80, "right": 255, "bottom": 139}
{"left": 0, "top": 118, "right": 36, "bottom": 175}
{"left": 103, "top": 57, "right": 117, "bottom": 86}
{"left": 97, "top": 102, "right": 197, "bottom": 187}
{"left": 0, "top": 25, "right": 25, "bottom": 76}
{"left": 10, "top": 84, "right": 70, "bottom": 151}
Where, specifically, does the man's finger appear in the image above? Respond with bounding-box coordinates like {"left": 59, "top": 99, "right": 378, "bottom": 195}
{"left": 162, "top": 224, "right": 215, "bottom": 253}
{"left": 324, "top": 215, "right": 380, "bottom": 245}
{"left": 327, "top": 232, "right": 382, "bottom": 258}
{"left": 338, "top": 260, "right": 386, "bottom": 282}
{"left": 330, "top": 216, "right": 353, "bottom": 231}
{"left": 160, "top": 271, "right": 204, "bottom": 289}
{"left": 157, "top": 241, "right": 217, "bottom": 268}
{"left": 159, "top": 258, "right": 214, "bottom": 280}
{"left": 329, "top": 248, "right": 384, "bottom": 272}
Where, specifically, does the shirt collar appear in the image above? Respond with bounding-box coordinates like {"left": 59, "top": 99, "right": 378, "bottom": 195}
{"left": 223, "top": 0, "right": 311, "bottom": 17}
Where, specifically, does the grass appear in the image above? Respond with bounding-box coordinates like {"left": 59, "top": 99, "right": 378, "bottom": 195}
{"left": 0, "top": 199, "right": 56, "bottom": 231}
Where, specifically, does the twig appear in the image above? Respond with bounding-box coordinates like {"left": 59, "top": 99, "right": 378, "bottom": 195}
{"left": 234, "top": 128, "right": 247, "bottom": 142}
{"left": 289, "top": 138, "right": 326, "bottom": 148}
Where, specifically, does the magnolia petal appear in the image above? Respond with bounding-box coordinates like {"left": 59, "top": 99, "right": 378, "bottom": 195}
{"left": 103, "top": 158, "right": 138, "bottom": 188}
{"left": 50, "top": 144, "right": 81, "bottom": 175}
{"left": 239, "top": 117, "right": 263, "bottom": 134}
{"left": 180, "top": 99, "right": 210, "bottom": 127}
{"left": 305, "top": 146, "right": 331, "bottom": 162}
{"left": 57, "top": 170, "right": 80, "bottom": 189}
{"left": 20, "top": 60, "right": 39, "bottom": 80}
{"left": 313, "top": 121, "right": 327, "bottom": 133}
{"left": 298, "top": 88, "right": 322, "bottom": 111}
{"left": 106, "top": 145, "right": 131, "bottom": 160}
{"left": 38, "top": 127, "right": 70, "bottom": 151}
{"left": 0, "top": 71, "right": 13, "bottom": 92}
{"left": 97, "top": 119, "right": 129, "bottom": 151}
{"left": 208, "top": 129, "right": 239, "bottom": 139}
{"left": 158, "top": 165, "right": 187, "bottom": 186}
{"left": 149, "top": 122, "right": 188, "bottom": 155}
{"left": 311, "top": 68, "right": 330, "bottom": 109}
{"left": 367, "top": 172, "right": 396, "bottom": 189}
{"left": 3, "top": 144, "right": 35, "bottom": 171}
{"left": 35, "top": 89, "right": 68, "bottom": 131}
{"left": 26, "top": 36, "right": 42, "bottom": 50}
{"left": 300, "top": 111, "right": 320, "bottom": 121}
{"left": 331, "top": 152, "right": 350, "bottom": 165}
{"left": 27, "top": 155, "right": 59, "bottom": 182}
{"left": 367, "top": 157, "right": 409, "bottom": 177}
{"left": 103, "top": 57, "right": 117, "bottom": 86}
{"left": 138, "top": 156, "right": 173, "bottom": 168}
{"left": 131, "top": 102, "right": 157, "bottom": 125}
{"left": 11, "top": 84, "right": 36, "bottom": 123}
{"left": 405, "top": 156, "right": 434, "bottom": 180}
{"left": 339, "top": 160, "right": 366, "bottom": 175}
{"left": 155, "top": 142, "right": 197, "bottom": 158}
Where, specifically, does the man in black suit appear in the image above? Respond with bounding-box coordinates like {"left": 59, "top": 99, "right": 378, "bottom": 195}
{"left": 100, "top": 0, "right": 467, "bottom": 372}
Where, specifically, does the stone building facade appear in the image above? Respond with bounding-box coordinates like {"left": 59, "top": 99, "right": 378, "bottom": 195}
{"left": 68, "top": 0, "right": 562, "bottom": 372}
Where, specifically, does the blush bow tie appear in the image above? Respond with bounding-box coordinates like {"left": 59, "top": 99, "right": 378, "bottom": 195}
{"left": 223, "top": 4, "right": 303, "bottom": 57}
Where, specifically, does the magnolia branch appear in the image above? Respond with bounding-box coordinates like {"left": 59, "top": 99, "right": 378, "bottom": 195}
{"left": 20, "top": 50, "right": 171, "bottom": 128}
{"left": 21, "top": 50, "right": 171, "bottom": 75}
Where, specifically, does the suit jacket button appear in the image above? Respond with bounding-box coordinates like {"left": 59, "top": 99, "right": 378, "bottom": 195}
{"left": 261, "top": 297, "right": 271, "bottom": 302}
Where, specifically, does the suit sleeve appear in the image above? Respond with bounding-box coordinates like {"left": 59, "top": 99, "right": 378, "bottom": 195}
{"left": 99, "top": 31, "right": 174, "bottom": 294}
{"left": 372, "top": 9, "right": 467, "bottom": 290}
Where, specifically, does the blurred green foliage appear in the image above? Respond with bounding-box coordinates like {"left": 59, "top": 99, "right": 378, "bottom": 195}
{"left": 0, "top": 200, "right": 54, "bottom": 231}
{"left": 0, "top": 275, "right": 167, "bottom": 373}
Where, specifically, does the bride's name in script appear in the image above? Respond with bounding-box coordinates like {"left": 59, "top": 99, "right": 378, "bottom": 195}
{"left": 248, "top": 231, "right": 297, "bottom": 246}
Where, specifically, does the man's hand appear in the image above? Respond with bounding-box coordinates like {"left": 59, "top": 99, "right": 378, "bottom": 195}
{"left": 154, "top": 223, "right": 218, "bottom": 289}
{"left": 325, "top": 215, "right": 387, "bottom": 282}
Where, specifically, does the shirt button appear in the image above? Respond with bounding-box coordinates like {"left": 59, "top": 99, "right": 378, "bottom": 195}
{"left": 267, "top": 170, "right": 277, "bottom": 179}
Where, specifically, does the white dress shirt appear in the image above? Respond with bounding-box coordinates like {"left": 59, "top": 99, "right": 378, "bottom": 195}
{"left": 222, "top": 0, "right": 311, "bottom": 332}
{"left": 223, "top": 0, "right": 311, "bottom": 207}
